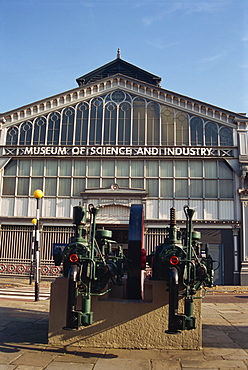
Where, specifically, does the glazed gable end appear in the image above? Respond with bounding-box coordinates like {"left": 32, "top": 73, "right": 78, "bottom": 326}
{"left": 0, "top": 71, "right": 244, "bottom": 135}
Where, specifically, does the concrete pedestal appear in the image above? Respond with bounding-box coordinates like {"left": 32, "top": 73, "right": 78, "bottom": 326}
{"left": 48, "top": 277, "right": 202, "bottom": 349}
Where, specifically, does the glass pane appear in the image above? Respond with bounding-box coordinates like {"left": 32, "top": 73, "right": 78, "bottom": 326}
{"left": 147, "top": 102, "right": 160, "bottom": 145}
{"left": 219, "top": 161, "right": 232, "bottom": 178}
{"left": 205, "top": 122, "right": 218, "bottom": 146}
{"left": 102, "top": 160, "right": 115, "bottom": 176}
{"left": 190, "top": 116, "right": 203, "bottom": 145}
{"left": 32, "top": 160, "right": 44, "bottom": 176}
{"left": 45, "top": 178, "right": 57, "bottom": 196}
{"left": 102, "top": 178, "right": 115, "bottom": 188}
{"left": 131, "top": 161, "right": 144, "bottom": 177}
{"left": 175, "top": 179, "right": 188, "bottom": 197}
{"left": 75, "top": 103, "right": 89, "bottom": 145}
{"left": 133, "top": 98, "right": 145, "bottom": 145}
{"left": 74, "top": 160, "right": 86, "bottom": 176}
{"left": 204, "top": 161, "right": 217, "bottom": 178}
{"left": 61, "top": 107, "right": 74, "bottom": 145}
{"left": 160, "top": 161, "right": 173, "bottom": 177}
{"left": 2, "top": 177, "right": 16, "bottom": 195}
{"left": 220, "top": 127, "right": 233, "bottom": 146}
{"left": 190, "top": 161, "right": 202, "bottom": 177}
{"left": 17, "top": 178, "right": 29, "bottom": 195}
{"left": 161, "top": 106, "right": 174, "bottom": 145}
{"left": 205, "top": 180, "right": 218, "bottom": 198}
{"left": 19, "top": 122, "right": 32, "bottom": 145}
{"left": 59, "top": 178, "right": 71, "bottom": 196}
{"left": 73, "top": 178, "right": 86, "bottom": 196}
{"left": 31, "top": 178, "right": 43, "bottom": 194}
{"left": 190, "top": 180, "right": 203, "bottom": 197}
{"left": 175, "top": 161, "right": 188, "bottom": 177}
{"left": 104, "top": 103, "right": 117, "bottom": 145}
{"left": 4, "top": 160, "right": 17, "bottom": 176}
{"left": 46, "top": 160, "right": 58, "bottom": 176}
{"left": 146, "top": 161, "right": 159, "bottom": 177}
{"left": 147, "top": 179, "right": 158, "bottom": 197}
{"left": 116, "top": 161, "right": 129, "bottom": 176}
{"left": 220, "top": 180, "right": 233, "bottom": 198}
{"left": 118, "top": 103, "right": 131, "bottom": 145}
{"left": 19, "top": 160, "right": 30, "bottom": 176}
{"left": 33, "top": 117, "right": 46, "bottom": 145}
{"left": 47, "top": 112, "right": 61, "bottom": 145}
{"left": 116, "top": 178, "right": 129, "bottom": 187}
{"left": 89, "top": 99, "right": 103, "bottom": 145}
{"left": 176, "top": 112, "right": 189, "bottom": 145}
{"left": 88, "top": 161, "right": 100, "bottom": 176}
{"left": 60, "top": 159, "right": 72, "bottom": 176}
{"left": 6, "top": 126, "right": 18, "bottom": 145}
{"left": 87, "top": 178, "right": 100, "bottom": 188}
{"left": 131, "top": 178, "right": 144, "bottom": 189}
{"left": 160, "top": 179, "right": 173, "bottom": 197}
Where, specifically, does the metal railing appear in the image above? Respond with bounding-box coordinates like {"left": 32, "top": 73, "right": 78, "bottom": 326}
{"left": 0, "top": 225, "right": 166, "bottom": 278}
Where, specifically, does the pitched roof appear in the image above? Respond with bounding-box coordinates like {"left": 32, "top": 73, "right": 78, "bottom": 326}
{"left": 76, "top": 54, "right": 161, "bottom": 87}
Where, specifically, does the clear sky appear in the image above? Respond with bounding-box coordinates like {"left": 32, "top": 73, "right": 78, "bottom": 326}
{"left": 1, "top": 0, "right": 247, "bottom": 114}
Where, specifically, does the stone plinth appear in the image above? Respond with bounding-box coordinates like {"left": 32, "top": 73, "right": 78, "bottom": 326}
{"left": 48, "top": 277, "right": 202, "bottom": 349}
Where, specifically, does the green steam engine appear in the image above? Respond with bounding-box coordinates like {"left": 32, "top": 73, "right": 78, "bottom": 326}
{"left": 53, "top": 203, "right": 214, "bottom": 333}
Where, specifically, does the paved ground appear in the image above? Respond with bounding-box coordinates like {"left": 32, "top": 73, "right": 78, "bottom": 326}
{"left": 0, "top": 278, "right": 248, "bottom": 369}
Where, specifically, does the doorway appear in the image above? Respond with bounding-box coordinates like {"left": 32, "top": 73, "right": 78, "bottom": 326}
{"left": 207, "top": 243, "right": 224, "bottom": 285}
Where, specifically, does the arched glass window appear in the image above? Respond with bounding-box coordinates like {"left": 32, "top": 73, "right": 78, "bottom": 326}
{"left": 6, "top": 126, "right": 19, "bottom": 145}
{"left": 104, "top": 102, "right": 117, "bottom": 145}
{"left": 147, "top": 102, "right": 160, "bottom": 145}
{"left": 176, "top": 112, "right": 189, "bottom": 145}
{"left": 89, "top": 98, "right": 103, "bottom": 145}
{"left": 133, "top": 98, "right": 145, "bottom": 145}
{"left": 33, "top": 117, "right": 46, "bottom": 145}
{"left": 61, "top": 107, "right": 75, "bottom": 145}
{"left": 19, "top": 121, "right": 32, "bottom": 145}
{"left": 118, "top": 102, "right": 131, "bottom": 145}
{"left": 111, "top": 90, "right": 128, "bottom": 103}
{"left": 161, "top": 107, "right": 174, "bottom": 145}
{"left": 47, "top": 112, "right": 61, "bottom": 145}
{"left": 75, "top": 103, "right": 89, "bottom": 145}
{"left": 205, "top": 121, "right": 218, "bottom": 146}
{"left": 219, "top": 127, "right": 233, "bottom": 146}
{"left": 190, "top": 116, "right": 203, "bottom": 146}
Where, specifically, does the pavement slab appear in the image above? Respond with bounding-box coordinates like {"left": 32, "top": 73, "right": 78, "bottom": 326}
{"left": 93, "top": 358, "right": 151, "bottom": 370}
{"left": 181, "top": 359, "right": 248, "bottom": 369}
{"left": 45, "top": 363, "right": 93, "bottom": 370}
{"left": 10, "top": 352, "right": 57, "bottom": 367}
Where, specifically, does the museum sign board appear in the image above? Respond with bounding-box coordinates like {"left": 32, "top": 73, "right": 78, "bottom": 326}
{"left": 2, "top": 146, "right": 233, "bottom": 157}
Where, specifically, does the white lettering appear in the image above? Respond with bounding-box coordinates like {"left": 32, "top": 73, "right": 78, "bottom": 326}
{"left": 24, "top": 147, "right": 33, "bottom": 155}
{"left": 182, "top": 148, "right": 190, "bottom": 156}
{"left": 72, "top": 147, "right": 79, "bottom": 155}
{"left": 190, "top": 148, "right": 196, "bottom": 155}
{"left": 136, "top": 147, "right": 144, "bottom": 155}
{"left": 90, "top": 147, "right": 96, "bottom": 155}
{"left": 126, "top": 147, "right": 132, "bottom": 155}
{"left": 175, "top": 148, "right": 182, "bottom": 155}
{"left": 13, "top": 146, "right": 218, "bottom": 158}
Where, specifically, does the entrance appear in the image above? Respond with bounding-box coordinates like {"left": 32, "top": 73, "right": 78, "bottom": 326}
{"left": 207, "top": 243, "right": 224, "bottom": 285}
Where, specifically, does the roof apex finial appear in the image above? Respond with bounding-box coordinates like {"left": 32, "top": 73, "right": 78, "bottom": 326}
{"left": 117, "top": 48, "right": 121, "bottom": 59}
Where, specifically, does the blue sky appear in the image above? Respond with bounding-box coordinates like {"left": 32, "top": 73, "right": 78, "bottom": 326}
{"left": 1, "top": 0, "right": 247, "bottom": 114}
